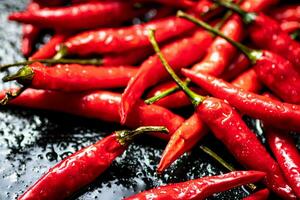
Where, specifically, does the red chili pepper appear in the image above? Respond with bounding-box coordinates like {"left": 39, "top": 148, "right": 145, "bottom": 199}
{"left": 137, "top": 0, "right": 195, "bottom": 8}
{"left": 1, "top": 89, "right": 183, "bottom": 140}
{"left": 221, "top": 53, "right": 250, "bottom": 81}
{"left": 9, "top": 1, "right": 139, "bottom": 31}
{"left": 2, "top": 62, "right": 138, "bottom": 92}
{"left": 269, "top": 5, "right": 300, "bottom": 22}
{"left": 191, "top": 15, "right": 244, "bottom": 76}
{"left": 179, "top": 12, "right": 300, "bottom": 123}
{"left": 18, "top": 126, "right": 168, "bottom": 200}
{"left": 21, "top": 1, "right": 41, "bottom": 57}
{"left": 125, "top": 171, "right": 266, "bottom": 200}
{"left": 243, "top": 189, "right": 269, "bottom": 200}
{"left": 62, "top": 16, "right": 195, "bottom": 56}
{"left": 120, "top": 29, "right": 213, "bottom": 123}
{"left": 29, "top": 33, "right": 68, "bottom": 60}
{"left": 157, "top": 68, "right": 263, "bottom": 172}
{"left": 266, "top": 127, "right": 300, "bottom": 198}
{"left": 217, "top": 1, "right": 300, "bottom": 71}
{"left": 144, "top": 0, "right": 279, "bottom": 107}
{"left": 149, "top": 29, "right": 296, "bottom": 199}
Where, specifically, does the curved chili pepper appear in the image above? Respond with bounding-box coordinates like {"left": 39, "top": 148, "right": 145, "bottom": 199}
{"left": 2, "top": 62, "right": 138, "bottom": 92}
{"left": 29, "top": 33, "right": 68, "bottom": 60}
{"left": 144, "top": 0, "right": 278, "bottom": 106}
{"left": 19, "top": 126, "right": 168, "bottom": 200}
{"left": 9, "top": 1, "right": 139, "bottom": 30}
{"left": 231, "top": 69, "right": 262, "bottom": 93}
{"left": 1, "top": 89, "right": 183, "bottom": 140}
{"left": 217, "top": 0, "right": 300, "bottom": 71}
{"left": 179, "top": 10, "right": 300, "bottom": 105}
{"left": 265, "top": 127, "right": 300, "bottom": 198}
{"left": 243, "top": 189, "right": 269, "bottom": 200}
{"left": 120, "top": 29, "right": 213, "bottom": 123}
{"left": 269, "top": 5, "right": 300, "bottom": 22}
{"left": 125, "top": 171, "right": 266, "bottom": 200}
{"left": 21, "top": 1, "right": 41, "bottom": 57}
{"left": 149, "top": 29, "right": 296, "bottom": 199}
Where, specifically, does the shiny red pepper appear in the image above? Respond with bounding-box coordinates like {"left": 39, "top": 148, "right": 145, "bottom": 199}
{"left": 30, "top": 33, "right": 68, "bottom": 60}
{"left": 18, "top": 126, "right": 168, "bottom": 200}
{"left": 120, "top": 29, "right": 213, "bottom": 123}
{"left": 243, "top": 189, "right": 269, "bottom": 200}
{"left": 269, "top": 5, "right": 300, "bottom": 22}
{"left": 149, "top": 30, "right": 296, "bottom": 199}
{"left": 125, "top": 171, "right": 266, "bottom": 200}
{"left": 9, "top": 1, "right": 139, "bottom": 31}
{"left": 231, "top": 69, "right": 262, "bottom": 93}
{"left": 1, "top": 89, "right": 183, "bottom": 140}
{"left": 21, "top": 1, "right": 40, "bottom": 57}
{"left": 217, "top": 1, "right": 300, "bottom": 70}
{"left": 280, "top": 21, "right": 300, "bottom": 34}
{"left": 63, "top": 16, "right": 195, "bottom": 56}
{"left": 3, "top": 62, "right": 138, "bottom": 92}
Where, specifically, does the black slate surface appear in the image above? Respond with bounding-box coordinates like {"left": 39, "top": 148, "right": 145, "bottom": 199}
{"left": 0, "top": 1, "right": 299, "bottom": 200}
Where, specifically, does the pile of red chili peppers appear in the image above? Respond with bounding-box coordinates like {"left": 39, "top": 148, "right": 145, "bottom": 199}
{"left": 2, "top": 0, "right": 300, "bottom": 199}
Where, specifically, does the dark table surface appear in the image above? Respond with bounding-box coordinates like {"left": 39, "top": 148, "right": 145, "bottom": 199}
{"left": 0, "top": 1, "right": 299, "bottom": 200}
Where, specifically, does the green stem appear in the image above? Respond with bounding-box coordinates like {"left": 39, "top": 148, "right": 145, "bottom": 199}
{"left": 214, "top": 0, "right": 257, "bottom": 24}
{"left": 0, "top": 58, "right": 103, "bottom": 71}
{"left": 116, "top": 126, "right": 168, "bottom": 146}
{"left": 290, "top": 30, "right": 300, "bottom": 40}
{"left": 144, "top": 4, "right": 242, "bottom": 105}
{"left": 200, "top": 145, "right": 256, "bottom": 191}
{"left": 148, "top": 29, "right": 205, "bottom": 107}
{"left": 2, "top": 65, "right": 34, "bottom": 85}
{"left": 0, "top": 87, "right": 27, "bottom": 105}
{"left": 177, "top": 10, "right": 262, "bottom": 64}
{"left": 53, "top": 45, "right": 68, "bottom": 60}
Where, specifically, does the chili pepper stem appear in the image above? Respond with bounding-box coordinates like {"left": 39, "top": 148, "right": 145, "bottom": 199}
{"left": 214, "top": 0, "right": 256, "bottom": 24}
{"left": 200, "top": 145, "right": 256, "bottom": 191}
{"left": 0, "top": 87, "right": 27, "bottom": 105}
{"left": 145, "top": 79, "right": 191, "bottom": 104}
{"left": 148, "top": 29, "right": 205, "bottom": 107}
{"left": 116, "top": 126, "right": 168, "bottom": 146}
{"left": 177, "top": 11, "right": 262, "bottom": 64}
{"left": 0, "top": 58, "right": 103, "bottom": 71}
{"left": 53, "top": 45, "right": 68, "bottom": 60}
{"left": 3, "top": 65, "right": 34, "bottom": 84}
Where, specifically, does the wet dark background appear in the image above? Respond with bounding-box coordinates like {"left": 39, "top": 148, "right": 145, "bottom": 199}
{"left": 0, "top": 1, "right": 299, "bottom": 200}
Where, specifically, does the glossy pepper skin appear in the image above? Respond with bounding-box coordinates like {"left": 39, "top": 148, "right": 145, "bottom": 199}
{"left": 19, "top": 133, "right": 126, "bottom": 200}
{"left": 195, "top": 97, "right": 296, "bottom": 200}
{"left": 182, "top": 69, "right": 300, "bottom": 132}
{"left": 243, "top": 189, "right": 269, "bottom": 200}
{"left": 21, "top": 1, "right": 40, "bottom": 57}
{"left": 18, "top": 126, "right": 167, "bottom": 200}
{"left": 1, "top": 89, "right": 183, "bottom": 140}
{"left": 221, "top": 53, "right": 250, "bottom": 81}
{"left": 125, "top": 171, "right": 266, "bottom": 200}
{"left": 266, "top": 127, "right": 300, "bottom": 198}
{"left": 253, "top": 51, "right": 300, "bottom": 104}
{"left": 6, "top": 62, "right": 138, "bottom": 91}
{"left": 192, "top": 15, "right": 244, "bottom": 76}
{"left": 231, "top": 69, "right": 262, "bottom": 93}
{"left": 30, "top": 33, "right": 68, "bottom": 60}
{"left": 120, "top": 29, "right": 213, "bottom": 123}
{"left": 9, "top": 1, "right": 138, "bottom": 31}
{"left": 63, "top": 16, "right": 195, "bottom": 56}
{"left": 280, "top": 21, "right": 300, "bottom": 34}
